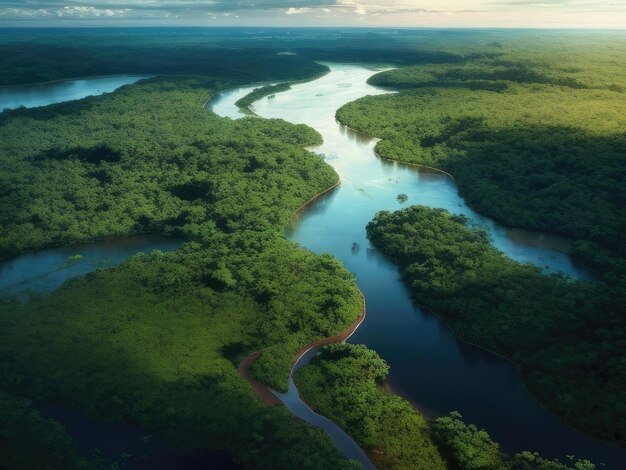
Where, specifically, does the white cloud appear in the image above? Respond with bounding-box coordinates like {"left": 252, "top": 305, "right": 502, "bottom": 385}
{"left": 286, "top": 7, "right": 311, "bottom": 14}
{"left": 0, "top": 7, "right": 52, "bottom": 17}
{"left": 59, "top": 6, "right": 132, "bottom": 17}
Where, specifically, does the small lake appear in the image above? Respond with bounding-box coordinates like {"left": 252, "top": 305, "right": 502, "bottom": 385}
{"left": 0, "top": 76, "right": 147, "bottom": 111}
{"left": 210, "top": 63, "right": 624, "bottom": 469}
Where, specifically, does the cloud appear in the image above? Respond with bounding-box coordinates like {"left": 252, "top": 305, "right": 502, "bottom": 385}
{"left": 0, "top": 0, "right": 336, "bottom": 15}
{"left": 58, "top": 6, "right": 131, "bottom": 17}
{"left": 0, "top": 7, "right": 52, "bottom": 17}
{"left": 487, "top": 0, "right": 626, "bottom": 11}
{"left": 286, "top": 7, "right": 311, "bottom": 14}
{"left": 0, "top": 0, "right": 625, "bottom": 25}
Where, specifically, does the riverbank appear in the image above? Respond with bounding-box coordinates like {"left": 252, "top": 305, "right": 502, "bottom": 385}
{"left": 213, "top": 63, "right": 625, "bottom": 467}
{"left": 237, "top": 290, "right": 365, "bottom": 402}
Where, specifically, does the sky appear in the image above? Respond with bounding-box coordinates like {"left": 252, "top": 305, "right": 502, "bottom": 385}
{"left": 0, "top": 0, "right": 625, "bottom": 28}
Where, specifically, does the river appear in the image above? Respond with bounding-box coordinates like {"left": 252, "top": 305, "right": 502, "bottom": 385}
{"left": 210, "top": 63, "right": 625, "bottom": 468}
{"left": 0, "top": 76, "right": 147, "bottom": 111}
{"left": 0, "top": 235, "right": 184, "bottom": 300}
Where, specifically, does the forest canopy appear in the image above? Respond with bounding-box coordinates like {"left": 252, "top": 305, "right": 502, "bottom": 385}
{"left": 2, "top": 28, "right": 626, "bottom": 469}
{"left": 0, "top": 69, "right": 363, "bottom": 468}
{"left": 337, "top": 44, "right": 626, "bottom": 450}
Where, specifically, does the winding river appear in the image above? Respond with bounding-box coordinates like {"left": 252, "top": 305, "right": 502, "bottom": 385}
{"left": 211, "top": 63, "right": 625, "bottom": 468}
{"left": 2, "top": 66, "right": 624, "bottom": 469}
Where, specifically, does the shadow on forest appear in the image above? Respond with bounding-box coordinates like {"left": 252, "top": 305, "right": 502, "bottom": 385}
{"left": 431, "top": 121, "right": 626, "bottom": 249}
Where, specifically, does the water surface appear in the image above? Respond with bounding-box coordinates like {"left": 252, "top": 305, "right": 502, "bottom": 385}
{"left": 211, "top": 63, "right": 623, "bottom": 468}
{"left": 0, "top": 76, "right": 146, "bottom": 111}
{"left": 0, "top": 235, "right": 183, "bottom": 300}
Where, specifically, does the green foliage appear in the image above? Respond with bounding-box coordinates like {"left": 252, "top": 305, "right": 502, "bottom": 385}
{"left": 3, "top": 28, "right": 625, "bottom": 467}
{"left": 338, "top": 82, "right": 626, "bottom": 255}
{"left": 0, "top": 241, "right": 362, "bottom": 469}
{"left": 368, "top": 60, "right": 591, "bottom": 92}
{"left": 430, "top": 412, "right": 594, "bottom": 470}
{"left": 0, "top": 77, "right": 328, "bottom": 259}
{"left": 430, "top": 412, "right": 503, "bottom": 470}
{"left": 236, "top": 83, "right": 293, "bottom": 110}
{"left": 0, "top": 28, "right": 467, "bottom": 87}
{"left": 338, "top": 38, "right": 626, "bottom": 278}
{"left": 296, "top": 344, "right": 594, "bottom": 470}
{"left": 366, "top": 206, "right": 626, "bottom": 447}
{"left": 510, "top": 452, "right": 594, "bottom": 470}
{"left": 295, "top": 344, "right": 446, "bottom": 470}
{"left": 339, "top": 40, "right": 626, "bottom": 449}
{"left": 0, "top": 41, "right": 328, "bottom": 87}
{"left": 0, "top": 72, "right": 361, "bottom": 468}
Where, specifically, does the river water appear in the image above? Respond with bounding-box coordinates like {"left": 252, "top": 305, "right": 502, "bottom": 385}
{"left": 0, "top": 235, "right": 184, "bottom": 300}
{"left": 211, "top": 63, "right": 625, "bottom": 468}
{"left": 0, "top": 76, "right": 147, "bottom": 111}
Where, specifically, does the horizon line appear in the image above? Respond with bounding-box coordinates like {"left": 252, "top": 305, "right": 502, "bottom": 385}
{"left": 1, "top": 25, "right": 626, "bottom": 31}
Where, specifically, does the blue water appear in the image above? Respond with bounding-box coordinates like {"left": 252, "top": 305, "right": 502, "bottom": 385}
{"left": 0, "top": 235, "right": 183, "bottom": 301}
{"left": 0, "top": 76, "right": 146, "bottom": 111}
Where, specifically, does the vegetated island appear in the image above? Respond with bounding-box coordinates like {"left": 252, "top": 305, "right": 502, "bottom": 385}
{"left": 365, "top": 205, "right": 624, "bottom": 454}
{"left": 235, "top": 83, "right": 293, "bottom": 111}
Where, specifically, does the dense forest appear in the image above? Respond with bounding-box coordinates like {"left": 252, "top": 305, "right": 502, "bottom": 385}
{"left": 366, "top": 206, "right": 625, "bottom": 448}
{"left": 0, "top": 69, "right": 365, "bottom": 467}
{"left": 295, "top": 343, "right": 447, "bottom": 470}
{"left": 337, "top": 54, "right": 626, "bottom": 256}
{"left": 0, "top": 242, "right": 362, "bottom": 469}
{"left": 0, "top": 77, "right": 333, "bottom": 259}
{"left": 0, "top": 28, "right": 467, "bottom": 87}
{"left": 296, "top": 344, "right": 596, "bottom": 470}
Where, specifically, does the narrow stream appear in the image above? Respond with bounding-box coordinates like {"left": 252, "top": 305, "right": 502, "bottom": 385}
{"left": 210, "top": 63, "right": 625, "bottom": 468}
